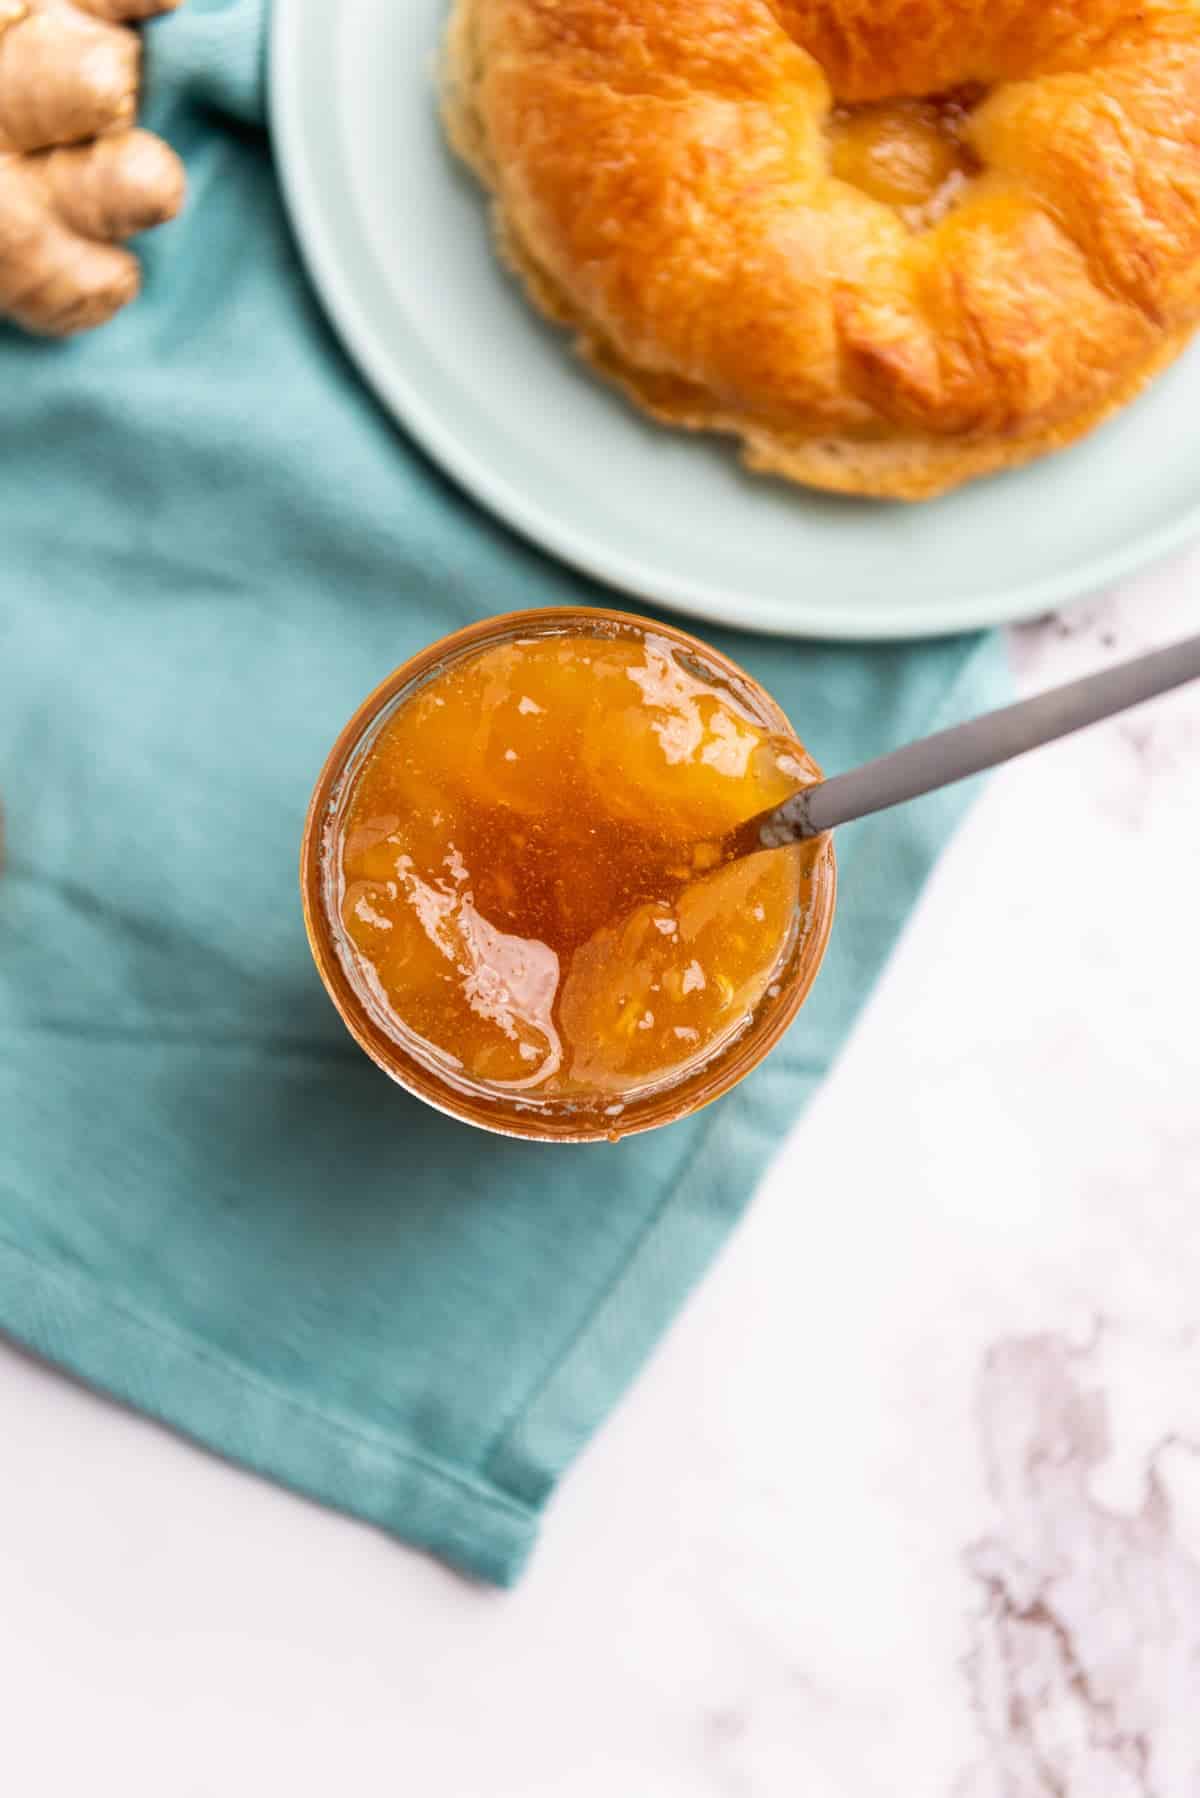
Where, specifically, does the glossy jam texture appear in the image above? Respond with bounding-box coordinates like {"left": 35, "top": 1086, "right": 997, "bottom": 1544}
{"left": 334, "top": 629, "right": 821, "bottom": 1107}
{"left": 830, "top": 94, "right": 981, "bottom": 228}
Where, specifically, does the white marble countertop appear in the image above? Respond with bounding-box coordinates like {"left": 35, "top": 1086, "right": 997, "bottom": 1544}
{"left": 2, "top": 556, "right": 1198, "bottom": 1797}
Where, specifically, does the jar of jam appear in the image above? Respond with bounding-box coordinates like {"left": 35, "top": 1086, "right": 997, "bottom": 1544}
{"left": 301, "top": 609, "right": 836, "bottom": 1142}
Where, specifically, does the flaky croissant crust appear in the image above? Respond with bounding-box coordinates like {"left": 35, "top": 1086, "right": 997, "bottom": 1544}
{"left": 445, "top": 0, "right": 1200, "bottom": 499}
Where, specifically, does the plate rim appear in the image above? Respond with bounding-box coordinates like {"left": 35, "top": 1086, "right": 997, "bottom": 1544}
{"left": 269, "top": 0, "right": 1200, "bottom": 641}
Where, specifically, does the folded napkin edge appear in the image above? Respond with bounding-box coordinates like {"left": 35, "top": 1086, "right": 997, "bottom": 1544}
{"left": 0, "top": 1233, "right": 538, "bottom": 1587}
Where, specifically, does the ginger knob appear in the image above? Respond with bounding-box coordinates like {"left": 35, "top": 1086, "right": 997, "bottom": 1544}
{"left": 0, "top": 0, "right": 185, "bottom": 336}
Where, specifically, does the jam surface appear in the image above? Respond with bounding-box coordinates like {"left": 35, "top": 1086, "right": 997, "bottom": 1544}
{"left": 829, "top": 93, "right": 981, "bottom": 229}
{"left": 333, "top": 626, "right": 823, "bottom": 1111}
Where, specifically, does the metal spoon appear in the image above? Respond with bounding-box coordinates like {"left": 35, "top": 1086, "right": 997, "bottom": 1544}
{"left": 723, "top": 630, "right": 1200, "bottom": 859}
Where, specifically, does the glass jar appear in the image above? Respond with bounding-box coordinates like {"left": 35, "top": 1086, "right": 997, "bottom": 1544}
{"left": 300, "top": 608, "right": 837, "bottom": 1142}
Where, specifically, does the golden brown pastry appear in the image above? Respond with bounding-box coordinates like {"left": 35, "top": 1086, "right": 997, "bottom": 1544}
{"left": 443, "top": 0, "right": 1200, "bottom": 499}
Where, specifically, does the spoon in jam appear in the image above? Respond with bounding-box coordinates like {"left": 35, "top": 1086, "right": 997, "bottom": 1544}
{"left": 722, "top": 630, "right": 1200, "bottom": 859}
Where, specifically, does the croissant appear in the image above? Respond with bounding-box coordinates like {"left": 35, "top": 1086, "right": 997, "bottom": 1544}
{"left": 444, "top": 0, "right": 1200, "bottom": 499}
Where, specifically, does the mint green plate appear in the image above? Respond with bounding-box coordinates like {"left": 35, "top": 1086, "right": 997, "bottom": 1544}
{"left": 271, "top": 0, "right": 1200, "bottom": 640}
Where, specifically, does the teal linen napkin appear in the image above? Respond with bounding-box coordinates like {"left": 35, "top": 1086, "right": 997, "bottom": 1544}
{"left": 0, "top": 1, "right": 1010, "bottom": 1585}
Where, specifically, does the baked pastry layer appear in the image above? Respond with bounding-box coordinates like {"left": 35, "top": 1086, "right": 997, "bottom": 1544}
{"left": 444, "top": 0, "right": 1200, "bottom": 499}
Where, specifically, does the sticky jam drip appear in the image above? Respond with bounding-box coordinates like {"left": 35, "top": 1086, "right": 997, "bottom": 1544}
{"left": 335, "top": 629, "right": 822, "bottom": 1106}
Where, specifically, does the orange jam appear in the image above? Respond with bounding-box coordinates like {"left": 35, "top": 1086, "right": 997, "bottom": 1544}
{"left": 829, "top": 94, "right": 981, "bottom": 228}
{"left": 308, "top": 614, "right": 837, "bottom": 1139}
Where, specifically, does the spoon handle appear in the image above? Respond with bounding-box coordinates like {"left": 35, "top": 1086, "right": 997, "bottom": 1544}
{"left": 758, "top": 630, "right": 1200, "bottom": 846}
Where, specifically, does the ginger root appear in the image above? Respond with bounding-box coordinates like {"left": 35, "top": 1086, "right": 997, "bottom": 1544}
{"left": 0, "top": 0, "right": 185, "bottom": 335}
